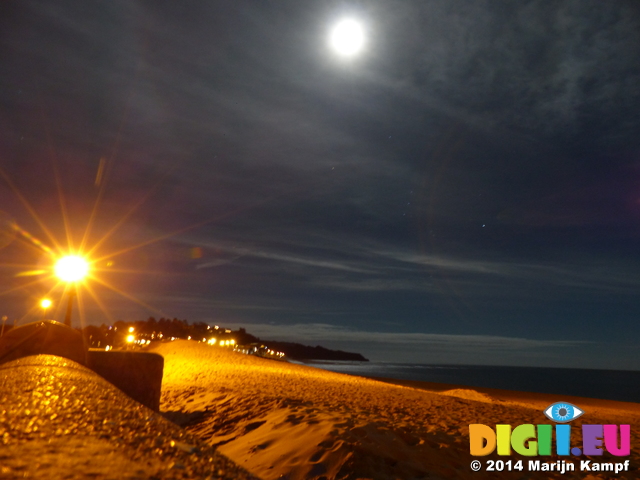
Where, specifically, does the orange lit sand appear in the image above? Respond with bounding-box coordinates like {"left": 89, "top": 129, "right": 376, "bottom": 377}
{"left": 153, "top": 341, "right": 640, "bottom": 479}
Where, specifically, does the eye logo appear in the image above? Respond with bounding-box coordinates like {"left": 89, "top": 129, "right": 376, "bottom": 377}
{"left": 544, "top": 402, "right": 584, "bottom": 423}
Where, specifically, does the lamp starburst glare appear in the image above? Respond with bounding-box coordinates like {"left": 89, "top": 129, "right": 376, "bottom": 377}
{"left": 54, "top": 255, "right": 89, "bottom": 282}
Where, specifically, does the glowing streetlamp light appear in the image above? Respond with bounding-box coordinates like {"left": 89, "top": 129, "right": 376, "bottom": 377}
{"left": 54, "top": 256, "right": 89, "bottom": 282}
{"left": 54, "top": 255, "right": 89, "bottom": 327}
{"left": 40, "top": 298, "right": 52, "bottom": 320}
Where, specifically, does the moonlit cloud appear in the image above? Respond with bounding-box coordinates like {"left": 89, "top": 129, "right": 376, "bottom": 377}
{"left": 218, "top": 321, "right": 601, "bottom": 366}
{"left": 1, "top": 0, "right": 639, "bottom": 367}
{"left": 181, "top": 232, "right": 640, "bottom": 296}
{"left": 223, "top": 322, "right": 585, "bottom": 348}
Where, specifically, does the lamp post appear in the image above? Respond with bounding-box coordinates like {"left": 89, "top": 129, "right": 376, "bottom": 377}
{"left": 63, "top": 289, "right": 76, "bottom": 327}
{"left": 54, "top": 255, "right": 89, "bottom": 328}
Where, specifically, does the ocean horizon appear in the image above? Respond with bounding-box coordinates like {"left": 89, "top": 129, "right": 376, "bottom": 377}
{"left": 304, "top": 360, "right": 640, "bottom": 404}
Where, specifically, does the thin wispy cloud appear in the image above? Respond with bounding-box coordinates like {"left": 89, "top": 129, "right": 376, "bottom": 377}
{"left": 182, "top": 230, "right": 640, "bottom": 296}
{"left": 222, "top": 322, "right": 586, "bottom": 350}
{"left": 2, "top": 1, "right": 638, "bottom": 367}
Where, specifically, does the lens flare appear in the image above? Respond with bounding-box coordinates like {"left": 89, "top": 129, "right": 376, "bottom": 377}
{"left": 54, "top": 255, "right": 89, "bottom": 282}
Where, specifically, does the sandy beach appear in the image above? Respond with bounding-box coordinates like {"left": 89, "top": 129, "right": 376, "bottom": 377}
{"left": 152, "top": 340, "right": 639, "bottom": 479}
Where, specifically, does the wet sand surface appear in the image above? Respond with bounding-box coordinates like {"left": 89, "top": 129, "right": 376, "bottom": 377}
{"left": 155, "top": 341, "right": 640, "bottom": 480}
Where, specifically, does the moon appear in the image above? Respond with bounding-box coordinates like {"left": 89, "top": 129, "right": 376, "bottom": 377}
{"left": 329, "top": 18, "right": 365, "bottom": 57}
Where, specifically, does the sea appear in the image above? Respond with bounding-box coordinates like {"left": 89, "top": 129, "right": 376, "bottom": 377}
{"left": 304, "top": 361, "right": 640, "bottom": 404}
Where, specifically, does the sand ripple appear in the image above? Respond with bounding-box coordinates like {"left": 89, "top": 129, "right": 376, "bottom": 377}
{"left": 153, "top": 341, "right": 639, "bottom": 480}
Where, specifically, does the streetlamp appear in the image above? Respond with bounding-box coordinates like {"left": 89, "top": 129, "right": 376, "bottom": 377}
{"left": 54, "top": 255, "right": 89, "bottom": 327}
{"left": 40, "top": 298, "right": 52, "bottom": 320}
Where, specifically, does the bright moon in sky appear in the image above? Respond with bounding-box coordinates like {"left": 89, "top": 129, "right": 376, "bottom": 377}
{"left": 54, "top": 255, "right": 89, "bottom": 282}
{"left": 329, "top": 18, "right": 365, "bottom": 56}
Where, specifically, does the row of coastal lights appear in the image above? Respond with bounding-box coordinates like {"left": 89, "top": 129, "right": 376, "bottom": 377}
{"left": 185, "top": 336, "right": 236, "bottom": 347}
{"left": 105, "top": 332, "right": 285, "bottom": 359}
{"left": 201, "top": 338, "right": 286, "bottom": 358}
{"left": 125, "top": 329, "right": 284, "bottom": 358}
{"left": 265, "top": 349, "right": 286, "bottom": 358}
{"left": 118, "top": 326, "right": 237, "bottom": 348}
{"left": 203, "top": 337, "right": 235, "bottom": 347}
{"left": 102, "top": 326, "right": 283, "bottom": 356}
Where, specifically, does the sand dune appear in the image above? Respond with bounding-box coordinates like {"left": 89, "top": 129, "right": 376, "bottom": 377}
{"left": 153, "top": 341, "right": 639, "bottom": 479}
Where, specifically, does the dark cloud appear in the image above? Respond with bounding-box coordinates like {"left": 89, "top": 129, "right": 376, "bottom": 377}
{"left": 373, "top": 0, "right": 640, "bottom": 144}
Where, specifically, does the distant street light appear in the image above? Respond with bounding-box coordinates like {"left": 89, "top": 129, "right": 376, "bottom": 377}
{"left": 54, "top": 255, "right": 89, "bottom": 327}
{"left": 40, "top": 298, "right": 52, "bottom": 320}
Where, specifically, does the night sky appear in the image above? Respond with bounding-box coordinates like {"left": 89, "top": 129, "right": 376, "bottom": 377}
{"left": 1, "top": 1, "right": 639, "bottom": 368}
